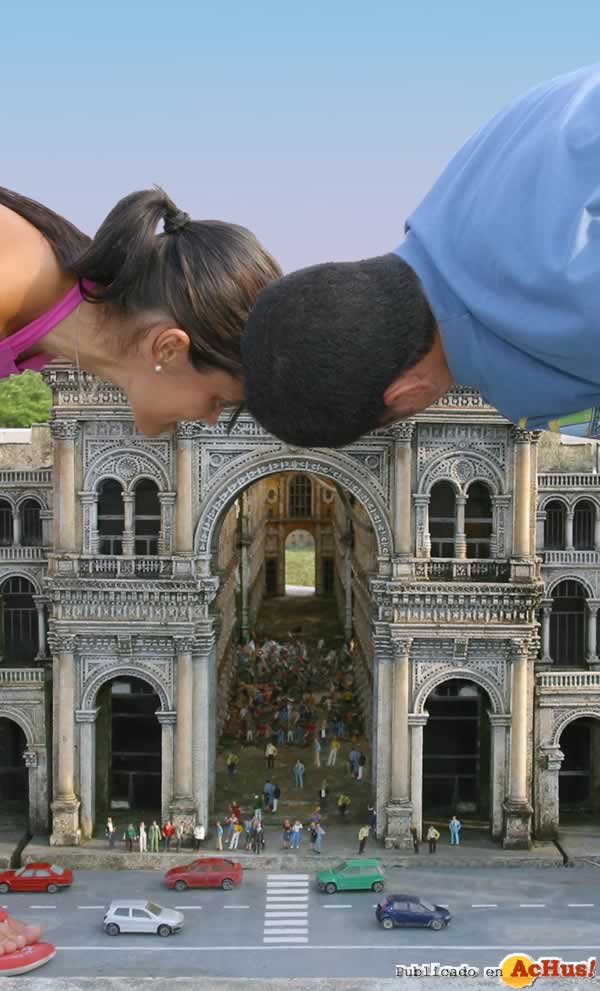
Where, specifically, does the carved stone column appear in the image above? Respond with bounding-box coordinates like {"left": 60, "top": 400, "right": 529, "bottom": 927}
{"left": 489, "top": 713, "right": 510, "bottom": 841}
{"left": 175, "top": 424, "right": 194, "bottom": 554}
{"left": 372, "top": 626, "right": 393, "bottom": 839}
{"left": 157, "top": 711, "right": 176, "bottom": 825}
{"left": 75, "top": 708, "right": 98, "bottom": 840}
{"left": 536, "top": 510, "right": 546, "bottom": 553}
{"left": 409, "top": 713, "right": 427, "bottom": 841}
{"left": 587, "top": 600, "right": 600, "bottom": 668}
{"left": 12, "top": 509, "right": 21, "bottom": 547}
{"left": 414, "top": 495, "right": 431, "bottom": 559}
{"left": 385, "top": 638, "right": 413, "bottom": 850}
{"left": 171, "top": 638, "right": 196, "bottom": 830}
{"left": 158, "top": 492, "right": 176, "bottom": 556}
{"left": 539, "top": 599, "right": 554, "bottom": 665}
{"left": 192, "top": 635, "right": 213, "bottom": 829}
{"left": 503, "top": 640, "right": 532, "bottom": 849}
{"left": 565, "top": 509, "right": 575, "bottom": 552}
{"left": 32, "top": 596, "right": 48, "bottom": 660}
{"left": 454, "top": 494, "right": 467, "bottom": 559}
{"left": 50, "top": 420, "right": 79, "bottom": 553}
{"left": 595, "top": 512, "right": 600, "bottom": 553}
{"left": 393, "top": 422, "right": 414, "bottom": 557}
{"left": 512, "top": 429, "right": 532, "bottom": 558}
{"left": 122, "top": 493, "right": 135, "bottom": 556}
{"left": 79, "top": 493, "right": 98, "bottom": 555}
{"left": 40, "top": 509, "right": 52, "bottom": 549}
{"left": 49, "top": 633, "right": 80, "bottom": 846}
{"left": 535, "top": 745, "right": 564, "bottom": 839}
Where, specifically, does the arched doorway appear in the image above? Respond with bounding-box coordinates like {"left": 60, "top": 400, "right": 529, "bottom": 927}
{"left": 0, "top": 718, "right": 28, "bottom": 824}
{"left": 558, "top": 717, "right": 600, "bottom": 821}
{"left": 285, "top": 529, "right": 315, "bottom": 596}
{"left": 422, "top": 678, "right": 493, "bottom": 823}
{"left": 95, "top": 676, "right": 162, "bottom": 826}
{"left": 550, "top": 579, "right": 587, "bottom": 666}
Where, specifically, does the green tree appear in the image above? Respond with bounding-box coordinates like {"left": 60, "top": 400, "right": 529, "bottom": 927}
{"left": 0, "top": 372, "right": 52, "bottom": 427}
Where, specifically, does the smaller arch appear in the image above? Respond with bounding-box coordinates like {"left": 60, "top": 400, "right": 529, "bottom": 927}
{"left": 414, "top": 667, "right": 506, "bottom": 717}
{"left": 552, "top": 709, "right": 600, "bottom": 748}
{"left": 14, "top": 493, "right": 47, "bottom": 511}
{"left": 83, "top": 449, "right": 169, "bottom": 494}
{"left": 419, "top": 451, "right": 504, "bottom": 496}
{"left": 0, "top": 709, "right": 35, "bottom": 748}
{"left": 0, "top": 570, "right": 43, "bottom": 596}
{"left": 538, "top": 494, "right": 570, "bottom": 513}
{"left": 547, "top": 574, "right": 594, "bottom": 598}
{"left": 81, "top": 664, "right": 171, "bottom": 713}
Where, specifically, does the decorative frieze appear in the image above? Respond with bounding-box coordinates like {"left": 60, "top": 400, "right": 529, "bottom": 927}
{"left": 370, "top": 579, "right": 540, "bottom": 625}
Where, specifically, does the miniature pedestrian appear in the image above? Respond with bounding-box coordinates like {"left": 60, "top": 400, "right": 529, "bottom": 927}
{"left": 337, "top": 793, "right": 351, "bottom": 816}
{"left": 229, "top": 820, "right": 243, "bottom": 850}
{"left": 124, "top": 823, "right": 137, "bottom": 853}
{"left": 367, "top": 805, "right": 377, "bottom": 831}
{"left": 105, "top": 816, "right": 116, "bottom": 849}
{"left": 263, "top": 780, "right": 274, "bottom": 811}
{"left": 358, "top": 824, "right": 370, "bottom": 854}
{"left": 162, "top": 819, "right": 175, "bottom": 851}
{"left": 272, "top": 782, "right": 281, "bottom": 813}
{"left": 253, "top": 823, "right": 265, "bottom": 854}
{"left": 193, "top": 822, "right": 206, "bottom": 851}
{"left": 138, "top": 821, "right": 147, "bottom": 853}
{"left": 449, "top": 815, "right": 462, "bottom": 846}
{"left": 349, "top": 747, "right": 360, "bottom": 777}
{"left": 253, "top": 793, "right": 263, "bottom": 821}
{"left": 411, "top": 826, "right": 420, "bottom": 854}
{"left": 318, "top": 780, "right": 329, "bottom": 811}
{"left": 282, "top": 818, "right": 292, "bottom": 849}
{"left": 314, "top": 822, "right": 325, "bottom": 855}
{"left": 226, "top": 752, "right": 239, "bottom": 776}
{"left": 293, "top": 759, "right": 305, "bottom": 788}
{"left": 265, "top": 741, "right": 277, "bottom": 769}
{"left": 148, "top": 820, "right": 161, "bottom": 853}
{"left": 175, "top": 822, "right": 184, "bottom": 853}
{"left": 313, "top": 737, "right": 321, "bottom": 768}
{"left": 426, "top": 825, "right": 440, "bottom": 854}
{"left": 215, "top": 820, "right": 224, "bottom": 851}
{"left": 327, "top": 738, "right": 340, "bottom": 766}
{"left": 357, "top": 752, "right": 366, "bottom": 781}
{"left": 291, "top": 820, "right": 303, "bottom": 850}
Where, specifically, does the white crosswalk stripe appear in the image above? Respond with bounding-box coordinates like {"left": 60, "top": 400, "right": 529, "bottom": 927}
{"left": 264, "top": 874, "right": 309, "bottom": 944}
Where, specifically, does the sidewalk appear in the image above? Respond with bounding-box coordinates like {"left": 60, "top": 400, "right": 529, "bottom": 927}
{"left": 22, "top": 821, "right": 600, "bottom": 871}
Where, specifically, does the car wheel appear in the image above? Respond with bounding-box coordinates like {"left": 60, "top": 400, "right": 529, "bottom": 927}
{"left": 157, "top": 924, "right": 172, "bottom": 937}
{"left": 430, "top": 919, "right": 443, "bottom": 931}
{"left": 372, "top": 881, "right": 384, "bottom": 893}
{"left": 0, "top": 883, "right": 9, "bottom": 894}
{"left": 325, "top": 883, "right": 337, "bottom": 895}
{"left": 47, "top": 884, "right": 58, "bottom": 894}
{"left": 382, "top": 918, "right": 394, "bottom": 930}
{"left": 106, "top": 923, "right": 120, "bottom": 936}
{"left": 174, "top": 880, "right": 187, "bottom": 892}
{"left": 221, "top": 878, "right": 234, "bottom": 891}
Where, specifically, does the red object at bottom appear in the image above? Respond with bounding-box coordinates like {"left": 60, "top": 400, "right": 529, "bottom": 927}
{"left": 0, "top": 941, "right": 56, "bottom": 976}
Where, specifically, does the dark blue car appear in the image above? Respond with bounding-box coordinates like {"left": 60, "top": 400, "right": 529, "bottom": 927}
{"left": 375, "top": 894, "right": 451, "bottom": 931}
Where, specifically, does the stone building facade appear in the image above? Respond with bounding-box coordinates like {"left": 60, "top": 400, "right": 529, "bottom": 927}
{"left": 0, "top": 364, "right": 598, "bottom": 849}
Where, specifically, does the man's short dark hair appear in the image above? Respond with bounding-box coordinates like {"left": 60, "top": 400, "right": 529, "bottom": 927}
{"left": 241, "top": 252, "right": 435, "bottom": 447}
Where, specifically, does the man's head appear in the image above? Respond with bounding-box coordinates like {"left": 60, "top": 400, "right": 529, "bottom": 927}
{"left": 242, "top": 253, "right": 452, "bottom": 447}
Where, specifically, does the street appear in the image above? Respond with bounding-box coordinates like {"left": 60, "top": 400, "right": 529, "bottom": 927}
{"left": 4, "top": 867, "right": 600, "bottom": 978}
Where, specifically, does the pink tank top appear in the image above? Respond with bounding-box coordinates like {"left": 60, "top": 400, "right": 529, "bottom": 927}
{"left": 0, "top": 280, "right": 84, "bottom": 379}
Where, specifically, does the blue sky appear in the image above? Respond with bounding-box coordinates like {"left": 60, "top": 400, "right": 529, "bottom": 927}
{"left": 2, "top": 1, "right": 598, "bottom": 271}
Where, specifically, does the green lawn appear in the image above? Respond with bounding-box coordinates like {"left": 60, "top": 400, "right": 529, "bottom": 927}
{"left": 285, "top": 548, "right": 315, "bottom": 587}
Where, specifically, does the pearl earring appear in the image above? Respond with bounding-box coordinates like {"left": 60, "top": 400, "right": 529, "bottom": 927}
{"left": 154, "top": 364, "right": 162, "bottom": 373}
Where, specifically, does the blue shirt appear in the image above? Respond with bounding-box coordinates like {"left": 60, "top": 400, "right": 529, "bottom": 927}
{"left": 394, "top": 64, "right": 600, "bottom": 436}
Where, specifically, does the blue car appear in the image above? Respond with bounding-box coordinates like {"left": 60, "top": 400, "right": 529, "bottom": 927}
{"left": 375, "top": 894, "right": 451, "bottom": 931}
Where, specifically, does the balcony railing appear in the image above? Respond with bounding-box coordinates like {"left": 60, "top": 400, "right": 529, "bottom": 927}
{"left": 0, "top": 668, "right": 45, "bottom": 684}
{"left": 414, "top": 559, "right": 512, "bottom": 582}
{"left": 76, "top": 556, "right": 174, "bottom": 578}
{"left": 0, "top": 545, "right": 46, "bottom": 561}
{"left": 538, "top": 473, "right": 600, "bottom": 488}
{"left": 536, "top": 671, "right": 600, "bottom": 690}
{"left": 0, "top": 469, "right": 52, "bottom": 485}
{"left": 542, "top": 550, "right": 600, "bottom": 565}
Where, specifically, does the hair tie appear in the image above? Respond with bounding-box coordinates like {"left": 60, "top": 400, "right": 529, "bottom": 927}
{"left": 164, "top": 209, "right": 190, "bottom": 234}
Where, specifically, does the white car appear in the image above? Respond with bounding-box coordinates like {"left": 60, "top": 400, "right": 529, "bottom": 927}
{"left": 104, "top": 900, "right": 184, "bottom": 937}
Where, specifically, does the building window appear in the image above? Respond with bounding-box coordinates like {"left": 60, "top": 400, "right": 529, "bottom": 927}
{"left": 98, "top": 479, "right": 124, "bottom": 556}
{"left": 465, "top": 482, "right": 493, "bottom": 559}
{"left": 288, "top": 476, "right": 312, "bottom": 518}
{"left": 429, "top": 482, "right": 455, "bottom": 558}
{"left": 573, "top": 500, "right": 595, "bottom": 550}
{"left": 1, "top": 576, "right": 38, "bottom": 662}
{"left": 550, "top": 579, "right": 587, "bottom": 666}
{"left": 134, "top": 479, "right": 161, "bottom": 556}
{"left": 20, "top": 499, "right": 42, "bottom": 546}
{"left": 544, "top": 500, "right": 566, "bottom": 549}
{"left": 0, "top": 500, "right": 12, "bottom": 546}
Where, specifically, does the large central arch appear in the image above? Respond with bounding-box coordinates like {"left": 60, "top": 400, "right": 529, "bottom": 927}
{"left": 194, "top": 449, "right": 394, "bottom": 567}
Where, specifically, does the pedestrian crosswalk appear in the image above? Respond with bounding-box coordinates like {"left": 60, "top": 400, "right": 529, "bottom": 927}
{"left": 263, "top": 873, "right": 309, "bottom": 944}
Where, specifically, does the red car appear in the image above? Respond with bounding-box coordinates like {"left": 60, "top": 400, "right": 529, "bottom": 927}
{"left": 164, "top": 857, "right": 243, "bottom": 891}
{"left": 0, "top": 862, "right": 73, "bottom": 894}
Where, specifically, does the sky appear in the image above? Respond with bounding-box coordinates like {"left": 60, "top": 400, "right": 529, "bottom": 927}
{"left": 2, "top": 1, "right": 599, "bottom": 272}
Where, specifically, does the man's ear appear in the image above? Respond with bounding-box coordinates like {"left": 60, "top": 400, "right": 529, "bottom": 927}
{"left": 383, "top": 370, "right": 421, "bottom": 409}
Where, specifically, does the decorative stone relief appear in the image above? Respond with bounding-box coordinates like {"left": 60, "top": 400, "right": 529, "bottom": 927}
{"left": 83, "top": 447, "right": 171, "bottom": 491}
{"left": 419, "top": 452, "right": 504, "bottom": 496}
{"left": 550, "top": 707, "right": 600, "bottom": 747}
{"left": 80, "top": 657, "right": 173, "bottom": 711}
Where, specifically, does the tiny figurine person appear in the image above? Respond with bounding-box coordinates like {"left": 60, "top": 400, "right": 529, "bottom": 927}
{"left": 138, "top": 821, "right": 147, "bottom": 853}
{"left": 358, "top": 824, "right": 370, "bottom": 854}
{"left": 426, "top": 825, "right": 440, "bottom": 854}
{"left": 193, "top": 822, "right": 205, "bottom": 852}
{"left": 105, "top": 816, "right": 116, "bottom": 849}
{"left": 175, "top": 822, "right": 184, "bottom": 852}
{"left": 124, "top": 823, "right": 137, "bottom": 853}
{"left": 449, "top": 815, "right": 462, "bottom": 846}
{"left": 148, "top": 820, "right": 161, "bottom": 853}
{"left": 215, "top": 820, "right": 224, "bottom": 851}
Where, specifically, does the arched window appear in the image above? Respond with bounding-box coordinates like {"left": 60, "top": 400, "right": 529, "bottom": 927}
{"left": 1, "top": 576, "right": 38, "bottom": 662}
{"left": 98, "top": 480, "right": 124, "bottom": 556}
{"left": 0, "top": 500, "right": 12, "bottom": 546}
{"left": 134, "top": 479, "right": 161, "bottom": 556}
{"left": 465, "top": 482, "right": 493, "bottom": 559}
{"left": 544, "top": 500, "right": 566, "bottom": 549}
{"left": 288, "top": 476, "right": 312, "bottom": 518}
{"left": 550, "top": 579, "right": 587, "bottom": 666}
{"left": 573, "top": 500, "right": 595, "bottom": 550}
{"left": 429, "top": 482, "right": 455, "bottom": 558}
{"left": 20, "top": 499, "right": 42, "bottom": 546}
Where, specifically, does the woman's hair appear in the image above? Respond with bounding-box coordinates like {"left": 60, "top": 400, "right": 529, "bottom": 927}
{"left": 0, "top": 185, "right": 282, "bottom": 377}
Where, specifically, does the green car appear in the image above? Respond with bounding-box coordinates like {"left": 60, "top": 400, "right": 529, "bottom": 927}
{"left": 317, "top": 859, "right": 385, "bottom": 894}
